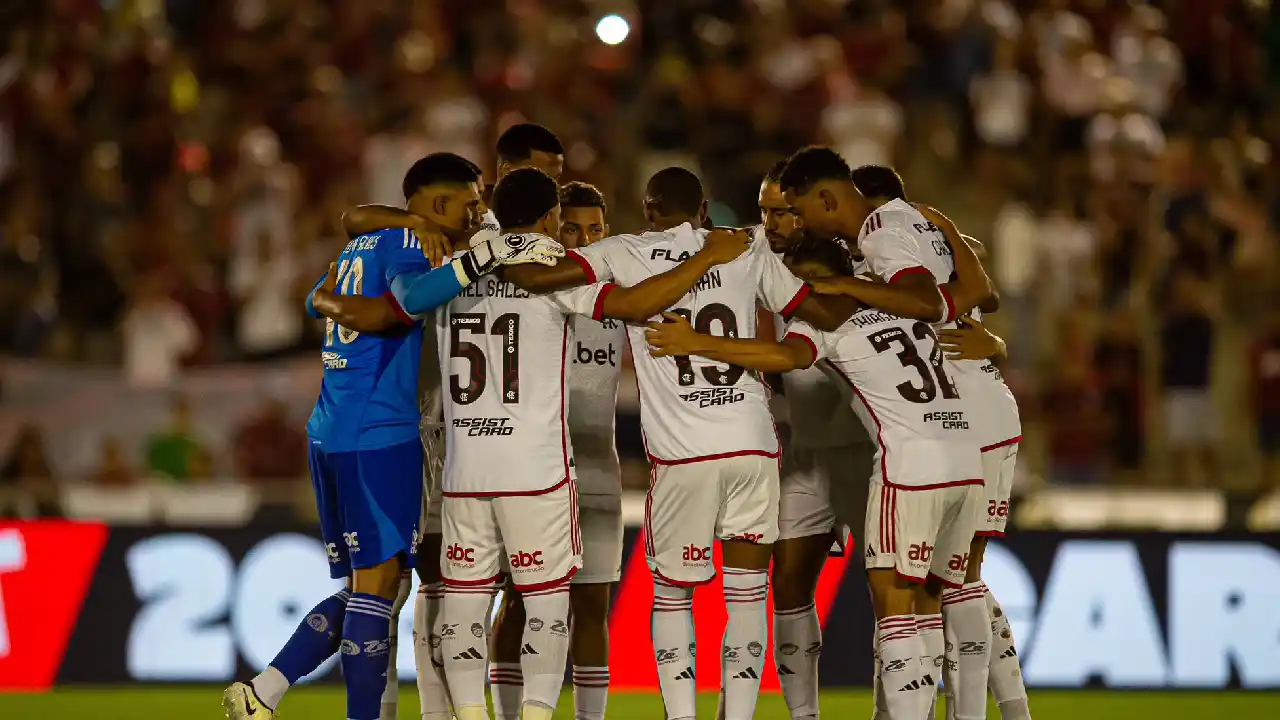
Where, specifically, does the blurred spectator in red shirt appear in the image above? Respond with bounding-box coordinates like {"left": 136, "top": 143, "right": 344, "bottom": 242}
{"left": 233, "top": 397, "right": 306, "bottom": 482}
{"left": 1250, "top": 308, "right": 1280, "bottom": 490}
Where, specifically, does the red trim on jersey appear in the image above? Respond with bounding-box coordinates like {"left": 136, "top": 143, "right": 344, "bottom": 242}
{"left": 824, "top": 359, "right": 983, "bottom": 490}
{"left": 515, "top": 566, "right": 578, "bottom": 592}
{"left": 382, "top": 291, "right": 416, "bottom": 326}
{"left": 974, "top": 530, "right": 1006, "bottom": 538}
{"left": 940, "top": 285, "right": 957, "bottom": 323}
{"left": 560, "top": 316, "right": 572, "bottom": 483}
{"left": 442, "top": 476, "right": 570, "bottom": 498}
{"left": 981, "top": 435, "right": 1022, "bottom": 452}
{"left": 783, "top": 331, "right": 818, "bottom": 366}
{"left": 888, "top": 266, "right": 930, "bottom": 284}
{"left": 647, "top": 447, "right": 782, "bottom": 466}
{"left": 824, "top": 360, "right": 890, "bottom": 489}
{"left": 442, "top": 573, "right": 503, "bottom": 587}
{"left": 644, "top": 465, "right": 657, "bottom": 559}
{"left": 780, "top": 283, "right": 812, "bottom": 320}
{"left": 592, "top": 282, "right": 618, "bottom": 321}
{"left": 566, "top": 250, "right": 597, "bottom": 283}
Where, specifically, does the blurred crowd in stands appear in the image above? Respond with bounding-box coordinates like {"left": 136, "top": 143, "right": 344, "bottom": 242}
{"left": 1, "top": 0, "right": 1279, "bottom": 508}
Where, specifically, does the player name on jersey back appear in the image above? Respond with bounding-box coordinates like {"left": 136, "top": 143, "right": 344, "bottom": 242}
{"left": 438, "top": 237, "right": 609, "bottom": 496}
{"left": 787, "top": 309, "right": 982, "bottom": 489}
{"left": 568, "top": 222, "right": 809, "bottom": 463}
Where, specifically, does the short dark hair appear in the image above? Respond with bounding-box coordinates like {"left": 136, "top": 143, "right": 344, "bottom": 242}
{"left": 645, "top": 167, "right": 704, "bottom": 217}
{"left": 496, "top": 123, "right": 564, "bottom": 163}
{"left": 491, "top": 168, "right": 559, "bottom": 229}
{"left": 778, "top": 146, "right": 852, "bottom": 196}
{"left": 784, "top": 233, "right": 854, "bottom": 276}
{"left": 851, "top": 165, "right": 907, "bottom": 201}
{"left": 402, "top": 153, "right": 481, "bottom": 201}
{"left": 559, "top": 181, "right": 607, "bottom": 214}
{"left": 763, "top": 158, "right": 789, "bottom": 185}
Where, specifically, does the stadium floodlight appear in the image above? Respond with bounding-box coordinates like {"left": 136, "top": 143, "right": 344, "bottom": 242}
{"left": 595, "top": 14, "right": 630, "bottom": 45}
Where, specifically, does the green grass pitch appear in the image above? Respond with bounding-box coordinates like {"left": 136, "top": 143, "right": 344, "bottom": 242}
{"left": 1, "top": 688, "right": 1277, "bottom": 719}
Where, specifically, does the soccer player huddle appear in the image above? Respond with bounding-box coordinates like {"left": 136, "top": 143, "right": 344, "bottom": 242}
{"left": 222, "top": 124, "right": 1033, "bottom": 720}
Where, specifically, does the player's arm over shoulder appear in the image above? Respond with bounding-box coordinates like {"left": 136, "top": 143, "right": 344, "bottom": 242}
{"left": 592, "top": 228, "right": 750, "bottom": 322}
{"left": 306, "top": 248, "right": 409, "bottom": 333}
{"left": 504, "top": 233, "right": 630, "bottom": 293}
{"left": 644, "top": 311, "right": 818, "bottom": 373}
{"left": 912, "top": 203, "right": 998, "bottom": 316}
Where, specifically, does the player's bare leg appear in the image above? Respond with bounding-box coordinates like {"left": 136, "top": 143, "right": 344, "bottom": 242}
{"left": 570, "top": 583, "right": 613, "bottom": 720}
{"left": 867, "top": 568, "right": 924, "bottom": 720}
{"left": 718, "top": 539, "right": 772, "bottom": 720}
{"left": 913, "top": 579, "right": 945, "bottom": 718}
{"left": 489, "top": 580, "right": 525, "bottom": 720}
{"left": 345, "top": 557, "right": 409, "bottom": 720}
{"left": 224, "top": 579, "right": 353, "bottom": 719}
{"left": 962, "top": 537, "right": 1031, "bottom": 720}
{"left": 413, "top": 534, "right": 453, "bottom": 720}
{"left": 770, "top": 532, "right": 835, "bottom": 720}
{"left": 379, "top": 570, "right": 412, "bottom": 719}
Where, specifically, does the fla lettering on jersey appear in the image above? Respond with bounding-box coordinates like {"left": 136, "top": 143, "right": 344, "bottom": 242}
{"left": 785, "top": 311, "right": 982, "bottom": 490}
{"left": 439, "top": 234, "right": 613, "bottom": 496}
{"left": 567, "top": 222, "right": 810, "bottom": 463}
{"left": 307, "top": 228, "right": 432, "bottom": 452}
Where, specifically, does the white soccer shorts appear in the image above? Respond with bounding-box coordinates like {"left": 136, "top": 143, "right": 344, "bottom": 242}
{"left": 978, "top": 442, "right": 1018, "bottom": 537}
{"left": 644, "top": 454, "right": 780, "bottom": 586}
{"left": 441, "top": 482, "right": 582, "bottom": 591}
{"left": 864, "top": 480, "right": 983, "bottom": 588}
{"left": 573, "top": 506, "right": 623, "bottom": 585}
{"left": 778, "top": 444, "right": 874, "bottom": 549}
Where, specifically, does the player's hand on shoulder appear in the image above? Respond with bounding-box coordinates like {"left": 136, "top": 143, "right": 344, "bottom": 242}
{"left": 699, "top": 227, "right": 752, "bottom": 265}
{"left": 410, "top": 218, "right": 453, "bottom": 268}
{"left": 937, "top": 315, "right": 999, "bottom": 360}
{"left": 645, "top": 311, "right": 699, "bottom": 357}
{"left": 490, "top": 233, "right": 566, "bottom": 268}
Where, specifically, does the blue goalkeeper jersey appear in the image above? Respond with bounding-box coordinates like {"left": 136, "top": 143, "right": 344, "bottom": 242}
{"left": 306, "top": 228, "right": 434, "bottom": 452}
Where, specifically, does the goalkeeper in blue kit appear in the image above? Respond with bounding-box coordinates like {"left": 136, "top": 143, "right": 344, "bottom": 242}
{"left": 222, "top": 153, "right": 564, "bottom": 720}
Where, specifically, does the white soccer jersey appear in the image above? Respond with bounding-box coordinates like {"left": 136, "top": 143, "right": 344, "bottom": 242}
{"left": 785, "top": 311, "right": 983, "bottom": 489}
{"left": 568, "top": 222, "right": 809, "bottom": 463}
{"left": 858, "top": 199, "right": 1022, "bottom": 449}
{"left": 438, "top": 233, "right": 610, "bottom": 496}
{"left": 568, "top": 314, "right": 625, "bottom": 507}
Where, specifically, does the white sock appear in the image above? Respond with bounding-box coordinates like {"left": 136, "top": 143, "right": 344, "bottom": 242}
{"left": 249, "top": 666, "right": 289, "bottom": 711}
{"left": 985, "top": 586, "right": 1032, "bottom": 720}
{"left": 872, "top": 626, "right": 889, "bottom": 720}
{"left": 774, "top": 602, "right": 820, "bottom": 719}
{"left": 414, "top": 582, "right": 452, "bottom": 719}
{"left": 377, "top": 574, "right": 410, "bottom": 719}
{"left": 441, "top": 582, "right": 498, "bottom": 714}
{"left": 916, "top": 613, "right": 944, "bottom": 718}
{"left": 651, "top": 576, "right": 697, "bottom": 720}
{"left": 721, "top": 568, "right": 769, "bottom": 720}
{"left": 877, "top": 615, "right": 925, "bottom": 720}
{"left": 572, "top": 665, "right": 610, "bottom": 720}
{"left": 488, "top": 662, "right": 522, "bottom": 720}
{"left": 519, "top": 585, "right": 572, "bottom": 715}
{"left": 943, "top": 582, "right": 993, "bottom": 720}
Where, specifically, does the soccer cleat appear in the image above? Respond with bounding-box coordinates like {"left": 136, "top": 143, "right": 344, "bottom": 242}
{"left": 222, "top": 682, "right": 275, "bottom": 719}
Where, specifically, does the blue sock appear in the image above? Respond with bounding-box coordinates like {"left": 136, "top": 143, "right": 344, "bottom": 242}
{"left": 267, "top": 588, "right": 350, "bottom": 685}
{"left": 341, "top": 592, "right": 395, "bottom": 720}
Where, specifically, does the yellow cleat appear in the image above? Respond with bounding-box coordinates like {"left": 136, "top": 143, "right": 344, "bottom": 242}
{"left": 222, "top": 682, "right": 276, "bottom": 719}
